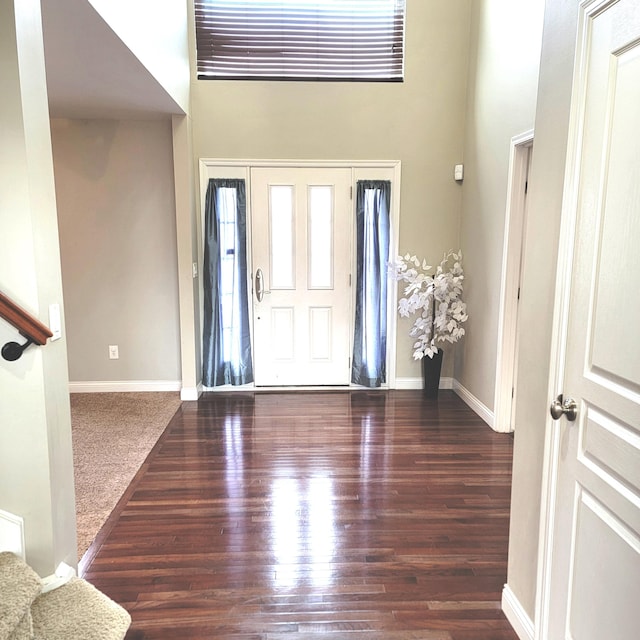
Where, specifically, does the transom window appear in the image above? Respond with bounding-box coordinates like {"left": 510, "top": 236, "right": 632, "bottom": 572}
{"left": 194, "top": 0, "right": 406, "bottom": 81}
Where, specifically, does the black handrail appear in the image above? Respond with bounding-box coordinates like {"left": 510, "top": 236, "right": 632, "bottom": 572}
{"left": 0, "top": 291, "right": 53, "bottom": 361}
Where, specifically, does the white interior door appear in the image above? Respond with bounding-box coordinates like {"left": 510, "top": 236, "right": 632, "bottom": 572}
{"left": 250, "top": 167, "right": 352, "bottom": 386}
{"left": 547, "top": 1, "right": 640, "bottom": 637}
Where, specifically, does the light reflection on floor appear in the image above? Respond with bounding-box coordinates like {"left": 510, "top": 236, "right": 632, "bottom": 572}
{"left": 271, "top": 475, "right": 336, "bottom": 588}
{"left": 221, "top": 395, "right": 387, "bottom": 590}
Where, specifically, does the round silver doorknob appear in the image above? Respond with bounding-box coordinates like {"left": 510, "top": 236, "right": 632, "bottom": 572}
{"left": 550, "top": 395, "right": 578, "bottom": 421}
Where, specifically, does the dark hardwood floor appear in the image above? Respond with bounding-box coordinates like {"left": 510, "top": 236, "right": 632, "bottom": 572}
{"left": 82, "top": 390, "right": 518, "bottom": 639}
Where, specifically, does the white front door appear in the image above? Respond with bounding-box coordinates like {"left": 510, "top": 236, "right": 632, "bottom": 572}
{"left": 250, "top": 167, "right": 352, "bottom": 386}
{"left": 546, "top": 1, "right": 640, "bottom": 637}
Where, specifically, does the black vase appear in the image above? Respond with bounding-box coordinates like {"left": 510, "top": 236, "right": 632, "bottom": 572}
{"left": 422, "top": 348, "right": 443, "bottom": 399}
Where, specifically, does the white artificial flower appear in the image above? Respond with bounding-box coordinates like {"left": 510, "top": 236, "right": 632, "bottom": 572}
{"left": 389, "top": 250, "right": 468, "bottom": 359}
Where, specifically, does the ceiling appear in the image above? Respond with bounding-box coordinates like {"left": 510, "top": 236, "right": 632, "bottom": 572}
{"left": 41, "top": 0, "right": 183, "bottom": 120}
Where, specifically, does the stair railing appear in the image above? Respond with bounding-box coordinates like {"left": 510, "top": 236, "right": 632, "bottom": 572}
{"left": 0, "top": 291, "right": 53, "bottom": 361}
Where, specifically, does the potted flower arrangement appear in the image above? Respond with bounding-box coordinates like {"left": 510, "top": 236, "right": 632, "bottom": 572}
{"left": 391, "top": 250, "right": 468, "bottom": 397}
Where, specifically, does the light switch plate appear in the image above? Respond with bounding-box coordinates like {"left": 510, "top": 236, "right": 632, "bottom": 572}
{"left": 49, "top": 303, "right": 62, "bottom": 341}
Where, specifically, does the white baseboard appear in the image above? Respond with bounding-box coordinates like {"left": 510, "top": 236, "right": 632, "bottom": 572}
{"left": 394, "top": 376, "right": 453, "bottom": 390}
{"left": 69, "top": 380, "right": 181, "bottom": 393}
{"left": 180, "top": 383, "right": 203, "bottom": 401}
{"left": 502, "top": 584, "right": 535, "bottom": 640}
{"left": 452, "top": 379, "right": 495, "bottom": 428}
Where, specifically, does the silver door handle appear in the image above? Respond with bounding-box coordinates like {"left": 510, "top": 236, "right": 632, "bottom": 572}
{"left": 255, "top": 269, "right": 270, "bottom": 302}
{"left": 550, "top": 394, "right": 578, "bottom": 421}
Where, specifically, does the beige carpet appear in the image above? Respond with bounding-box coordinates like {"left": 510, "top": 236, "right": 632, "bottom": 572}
{"left": 70, "top": 392, "right": 182, "bottom": 559}
{"left": 1, "top": 551, "right": 131, "bottom": 640}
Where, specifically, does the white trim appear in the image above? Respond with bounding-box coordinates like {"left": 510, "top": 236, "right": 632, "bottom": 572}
{"left": 393, "top": 377, "right": 497, "bottom": 427}
{"left": 200, "top": 159, "right": 402, "bottom": 169}
{"left": 69, "top": 380, "right": 182, "bottom": 393}
{"left": 494, "top": 130, "right": 534, "bottom": 434}
{"left": 535, "top": 2, "right": 596, "bottom": 636}
{"left": 453, "top": 379, "right": 495, "bottom": 428}
{"left": 535, "top": 405, "right": 563, "bottom": 638}
{"left": 394, "top": 376, "right": 453, "bottom": 390}
{"left": 203, "top": 385, "right": 383, "bottom": 392}
{"left": 502, "top": 584, "right": 535, "bottom": 640}
{"left": 180, "top": 383, "right": 203, "bottom": 401}
{"left": 202, "top": 382, "right": 256, "bottom": 392}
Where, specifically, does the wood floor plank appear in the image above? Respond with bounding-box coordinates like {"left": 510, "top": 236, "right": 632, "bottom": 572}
{"left": 83, "top": 390, "right": 518, "bottom": 639}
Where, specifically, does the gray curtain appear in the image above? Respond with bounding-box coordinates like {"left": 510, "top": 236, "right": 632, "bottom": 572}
{"left": 351, "top": 180, "right": 391, "bottom": 387}
{"left": 202, "top": 179, "right": 254, "bottom": 386}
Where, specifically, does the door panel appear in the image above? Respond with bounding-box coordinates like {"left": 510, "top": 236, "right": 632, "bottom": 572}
{"left": 569, "top": 491, "right": 640, "bottom": 639}
{"left": 251, "top": 167, "right": 352, "bottom": 386}
{"left": 548, "top": 1, "right": 640, "bottom": 637}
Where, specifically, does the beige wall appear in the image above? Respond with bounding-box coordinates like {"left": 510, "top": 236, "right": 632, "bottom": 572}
{"left": 507, "top": 0, "right": 581, "bottom": 619}
{"left": 190, "top": 0, "right": 472, "bottom": 380}
{"left": 0, "top": 0, "right": 76, "bottom": 576}
{"left": 456, "top": 0, "right": 545, "bottom": 409}
{"left": 51, "top": 119, "right": 181, "bottom": 383}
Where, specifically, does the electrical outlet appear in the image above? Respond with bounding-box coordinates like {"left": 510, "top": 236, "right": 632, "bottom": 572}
{"left": 108, "top": 345, "right": 119, "bottom": 360}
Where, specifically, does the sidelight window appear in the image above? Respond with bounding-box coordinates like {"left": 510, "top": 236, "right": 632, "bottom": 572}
{"left": 202, "top": 179, "right": 254, "bottom": 386}
{"left": 351, "top": 180, "right": 391, "bottom": 387}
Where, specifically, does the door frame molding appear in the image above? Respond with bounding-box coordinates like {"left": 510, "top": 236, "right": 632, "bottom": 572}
{"left": 534, "top": 1, "right": 597, "bottom": 635}
{"left": 198, "top": 158, "right": 402, "bottom": 389}
{"left": 494, "top": 130, "right": 534, "bottom": 433}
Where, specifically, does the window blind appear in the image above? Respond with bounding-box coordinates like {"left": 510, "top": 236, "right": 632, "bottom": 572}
{"left": 194, "top": 0, "right": 406, "bottom": 81}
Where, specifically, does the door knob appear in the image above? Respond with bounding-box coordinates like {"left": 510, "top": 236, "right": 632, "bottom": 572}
{"left": 255, "top": 269, "right": 264, "bottom": 302}
{"left": 550, "top": 394, "right": 578, "bottom": 421}
{"left": 254, "top": 269, "right": 271, "bottom": 302}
